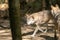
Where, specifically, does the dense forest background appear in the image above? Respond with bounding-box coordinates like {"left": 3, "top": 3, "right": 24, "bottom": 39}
{"left": 0, "top": 0, "right": 60, "bottom": 17}
{"left": 20, "top": 0, "right": 60, "bottom": 14}
{"left": 0, "top": 0, "right": 60, "bottom": 40}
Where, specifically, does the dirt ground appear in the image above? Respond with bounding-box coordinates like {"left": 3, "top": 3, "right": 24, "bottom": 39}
{"left": 0, "top": 29, "right": 12, "bottom": 40}
{"left": 22, "top": 25, "right": 60, "bottom": 40}
{"left": 0, "top": 19, "right": 60, "bottom": 40}
{"left": 0, "top": 26, "right": 60, "bottom": 40}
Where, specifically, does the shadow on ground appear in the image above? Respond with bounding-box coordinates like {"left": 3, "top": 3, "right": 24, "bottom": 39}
{"left": 22, "top": 31, "right": 34, "bottom": 36}
{"left": 22, "top": 30, "right": 58, "bottom": 40}
{"left": 40, "top": 35, "right": 58, "bottom": 40}
{"left": 22, "top": 30, "right": 42, "bottom": 36}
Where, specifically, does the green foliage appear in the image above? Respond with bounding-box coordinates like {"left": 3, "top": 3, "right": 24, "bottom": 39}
{"left": 26, "top": 0, "right": 42, "bottom": 13}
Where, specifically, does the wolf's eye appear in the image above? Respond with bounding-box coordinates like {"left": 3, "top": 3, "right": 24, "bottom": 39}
{"left": 32, "top": 16, "right": 34, "bottom": 19}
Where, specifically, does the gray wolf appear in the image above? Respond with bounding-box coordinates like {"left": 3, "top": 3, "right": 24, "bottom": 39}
{"left": 26, "top": 10, "right": 53, "bottom": 37}
{"left": 26, "top": 4, "right": 60, "bottom": 37}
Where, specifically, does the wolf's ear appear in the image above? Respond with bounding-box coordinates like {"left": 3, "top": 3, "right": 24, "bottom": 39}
{"left": 56, "top": 4, "right": 59, "bottom": 9}
{"left": 25, "top": 14, "right": 29, "bottom": 17}
{"left": 51, "top": 4, "right": 59, "bottom": 10}
{"left": 51, "top": 5, "right": 54, "bottom": 9}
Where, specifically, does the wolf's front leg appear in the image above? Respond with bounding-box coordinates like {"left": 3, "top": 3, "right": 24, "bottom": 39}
{"left": 31, "top": 27, "right": 38, "bottom": 37}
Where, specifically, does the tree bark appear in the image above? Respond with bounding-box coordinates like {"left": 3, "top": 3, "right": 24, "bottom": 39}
{"left": 8, "top": 0, "right": 22, "bottom": 40}
{"left": 42, "top": 0, "right": 46, "bottom": 10}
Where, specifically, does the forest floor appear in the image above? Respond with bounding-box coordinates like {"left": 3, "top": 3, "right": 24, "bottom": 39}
{"left": 0, "top": 29, "right": 12, "bottom": 40}
{"left": 0, "top": 26, "right": 60, "bottom": 40}
{"left": 22, "top": 25, "right": 60, "bottom": 40}
{"left": 0, "top": 19, "right": 60, "bottom": 40}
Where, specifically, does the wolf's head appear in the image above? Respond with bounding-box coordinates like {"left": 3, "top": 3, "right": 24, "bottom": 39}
{"left": 0, "top": 3, "right": 8, "bottom": 10}
{"left": 26, "top": 14, "right": 35, "bottom": 25}
{"left": 51, "top": 4, "right": 60, "bottom": 17}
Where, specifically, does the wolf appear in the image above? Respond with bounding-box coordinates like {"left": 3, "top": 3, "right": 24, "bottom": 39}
{"left": 26, "top": 4, "right": 60, "bottom": 37}
{"left": 26, "top": 10, "right": 53, "bottom": 37}
{"left": 51, "top": 4, "right": 60, "bottom": 32}
{"left": 0, "top": 3, "right": 9, "bottom": 19}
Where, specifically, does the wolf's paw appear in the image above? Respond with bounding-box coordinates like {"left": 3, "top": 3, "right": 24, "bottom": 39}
{"left": 30, "top": 35, "right": 35, "bottom": 37}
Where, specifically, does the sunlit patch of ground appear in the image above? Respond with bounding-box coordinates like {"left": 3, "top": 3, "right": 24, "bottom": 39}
{"left": 0, "top": 25, "right": 60, "bottom": 40}
{"left": 0, "top": 19, "right": 60, "bottom": 40}
{"left": 0, "top": 29, "right": 12, "bottom": 40}
{"left": 22, "top": 25, "right": 60, "bottom": 40}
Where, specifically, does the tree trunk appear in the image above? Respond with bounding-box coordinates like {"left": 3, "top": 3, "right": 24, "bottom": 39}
{"left": 42, "top": 0, "right": 46, "bottom": 10}
{"left": 8, "top": 0, "right": 22, "bottom": 40}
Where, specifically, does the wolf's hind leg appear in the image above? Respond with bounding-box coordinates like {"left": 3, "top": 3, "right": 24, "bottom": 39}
{"left": 38, "top": 26, "right": 47, "bottom": 33}
{"left": 37, "top": 25, "right": 44, "bottom": 32}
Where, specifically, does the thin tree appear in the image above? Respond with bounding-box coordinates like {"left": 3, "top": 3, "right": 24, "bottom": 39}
{"left": 42, "top": 0, "right": 46, "bottom": 10}
{"left": 8, "top": 0, "right": 22, "bottom": 40}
